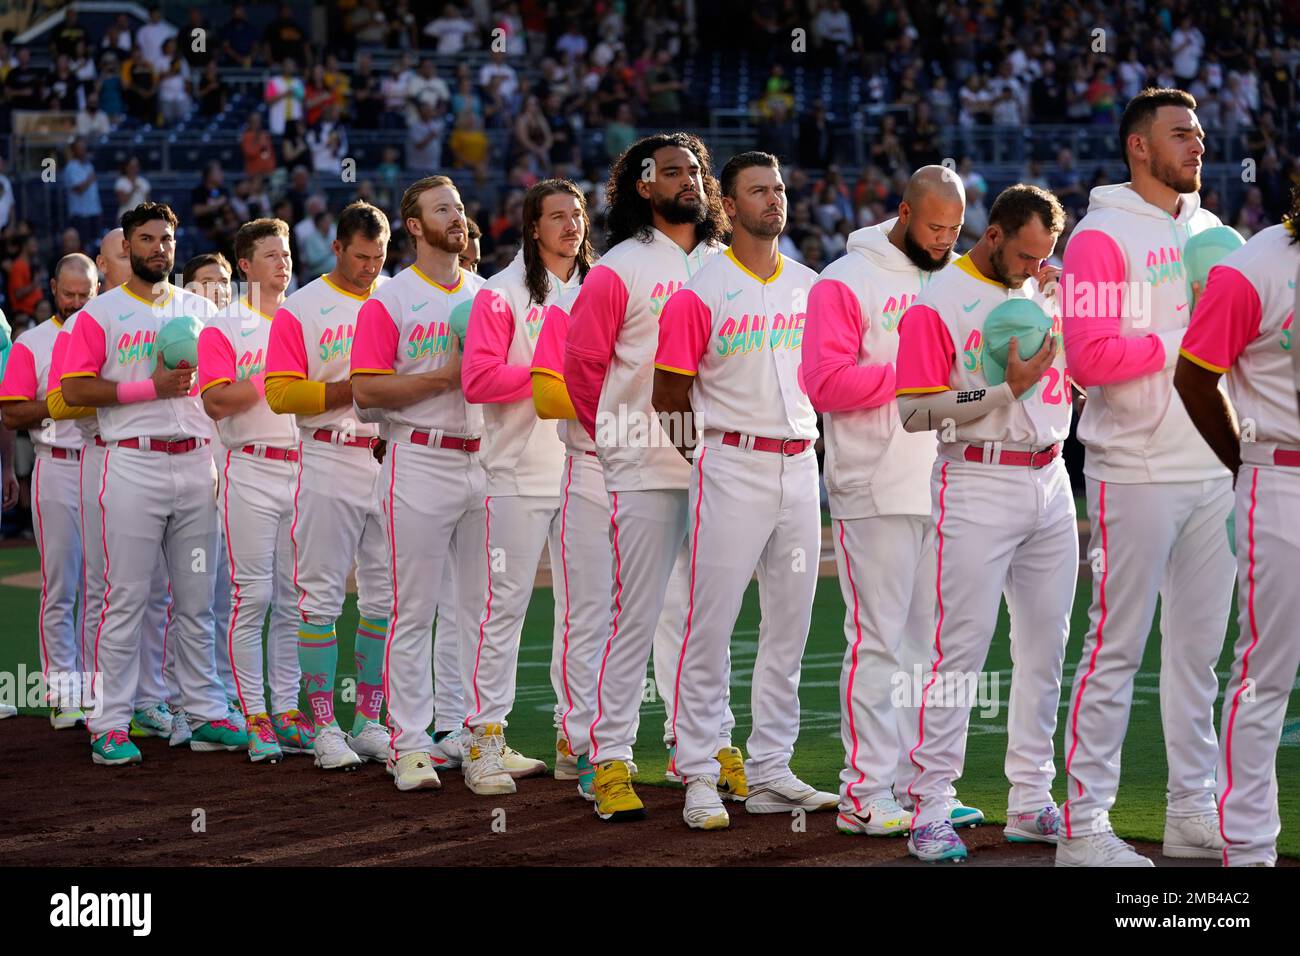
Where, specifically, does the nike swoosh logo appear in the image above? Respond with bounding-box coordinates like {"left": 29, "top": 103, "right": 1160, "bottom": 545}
{"left": 117, "top": 313, "right": 134, "bottom": 321}
{"left": 1176, "top": 303, "right": 1188, "bottom": 311}
{"left": 320, "top": 305, "right": 336, "bottom": 315}
{"left": 725, "top": 290, "right": 742, "bottom": 301}
{"left": 411, "top": 301, "right": 428, "bottom": 312}
{"left": 962, "top": 300, "right": 981, "bottom": 313}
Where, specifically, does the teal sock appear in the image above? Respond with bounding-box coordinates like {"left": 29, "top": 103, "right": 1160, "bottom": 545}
{"left": 297, "top": 621, "right": 339, "bottom": 730}
{"left": 353, "top": 615, "right": 387, "bottom": 734}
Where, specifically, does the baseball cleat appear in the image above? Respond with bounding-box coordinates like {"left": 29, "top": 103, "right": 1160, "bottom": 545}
{"left": 271, "top": 710, "right": 314, "bottom": 754}
{"left": 554, "top": 733, "right": 579, "bottom": 780}
{"left": 190, "top": 718, "right": 245, "bottom": 752}
{"left": 683, "top": 775, "right": 730, "bottom": 830}
{"left": 389, "top": 752, "right": 443, "bottom": 791}
{"left": 224, "top": 700, "right": 247, "bottom": 733}
{"left": 1163, "top": 812, "right": 1225, "bottom": 859}
{"left": 169, "top": 709, "right": 193, "bottom": 747}
{"left": 837, "top": 797, "right": 912, "bottom": 836}
{"left": 908, "top": 820, "right": 968, "bottom": 862}
{"left": 502, "top": 743, "right": 547, "bottom": 779}
{"left": 51, "top": 707, "right": 87, "bottom": 730}
{"left": 948, "top": 800, "right": 984, "bottom": 828}
{"left": 463, "top": 724, "right": 516, "bottom": 795}
{"left": 745, "top": 775, "right": 838, "bottom": 814}
{"left": 0, "top": 704, "right": 17, "bottom": 718}
{"left": 665, "top": 742, "right": 682, "bottom": 783}
{"left": 1005, "top": 804, "right": 1062, "bottom": 844}
{"left": 130, "top": 701, "right": 172, "bottom": 737}
{"left": 91, "top": 729, "right": 142, "bottom": 766}
{"left": 313, "top": 724, "right": 363, "bottom": 771}
{"left": 1056, "top": 829, "right": 1153, "bottom": 867}
{"left": 592, "top": 760, "right": 645, "bottom": 821}
{"left": 430, "top": 729, "right": 464, "bottom": 769}
{"left": 715, "top": 746, "right": 748, "bottom": 801}
{"left": 245, "top": 713, "right": 283, "bottom": 764}
{"left": 347, "top": 720, "right": 391, "bottom": 763}
{"left": 576, "top": 752, "right": 596, "bottom": 801}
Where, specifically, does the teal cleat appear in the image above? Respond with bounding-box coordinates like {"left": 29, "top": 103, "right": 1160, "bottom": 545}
{"left": 949, "top": 800, "right": 985, "bottom": 829}
{"left": 92, "top": 729, "right": 142, "bottom": 766}
{"left": 246, "top": 713, "right": 283, "bottom": 764}
{"left": 576, "top": 752, "right": 596, "bottom": 802}
{"left": 130, "top": 701, "right": 173, "bottom": 738}
{"left": 190, "top": 718, "right": 245, "bottom": 752}
{"left": 271, "top": 710, "right": 315, "bottom": 754}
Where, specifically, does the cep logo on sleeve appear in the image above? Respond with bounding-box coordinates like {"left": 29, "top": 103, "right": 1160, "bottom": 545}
{"left": 955, "top": 389, "right": 986, "bottom": 404}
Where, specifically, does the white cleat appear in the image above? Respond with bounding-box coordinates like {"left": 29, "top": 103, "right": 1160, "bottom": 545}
{"left": 168, "top": 710, "right": 193, "bottom": 747}
{"left": 683, "top": 775, "right": 730, "bottom": 830}
{"left": 745, "top": 774, "right": 839, "bottom": 814}
{"left": 347, "top": 720, "right": 391, "bottom": 763}
{"left": 431, "top": 729, "right": 465, "bottom": 770}
{"left": 837, "top": 796, "right": 912, "bottom": 836}
{"left": 0, "top": 704, "right": 16, "bottom": 719}
{"left": 389, "top": 752, "right": 443, "bottom": 791}
{"left": 1163, "top": 812, "right": 1225, "bottom": 860}
{"left": 502, "top": 744, "right": 547, "bottom": 779}
{"left": 50, "top": 707, "right": 87, "bottom": 730}
{"left": 1056, "top": 829, "right": 1154, "bottom": 867}
{"left": 314, "top": 725, "right": 363, "bottom": 771}
{"left": 463, "top": 724, "right": 517, "bottom": 795}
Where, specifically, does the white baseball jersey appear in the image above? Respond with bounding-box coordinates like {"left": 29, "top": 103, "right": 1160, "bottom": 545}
{"left": 564, "top": 229, "right": 721, "bottom": 492}
{"left": 462, "top": 251, "right": 573, "bottom": 496}
{"left": 0, "top": 317, "right": 83, "bottom": 449}
{"left": 806, "top": 220, "right": 937, "bottom": 519}
{"left": 198, "top": 298, "right": 298, "bottom": 449}
{"left": 265, "top": 274, "right": 386, "bottom": 435}
{"left": 62, "top": 284, "right": 215, "bottom": 442}
{"left": 530, "top": 287, "right": 592, "bottom": 455}
{"left": 46, "top": 315, "right": 100, "bottom": 444}
{"left": 896, "top": 255, "right": 1070, "bottom": 448}
{"left": 655, "top": 248, "right": 817, "bottom": 440}
{"left": 350, "top": 264, "right": 483, "bottom": 434}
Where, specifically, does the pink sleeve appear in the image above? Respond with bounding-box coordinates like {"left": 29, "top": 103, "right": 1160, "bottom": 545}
{"left": 0, "top": 341, "right": 37, "bottom": 400}
{"left": 351, "top": 298, "right": 399, "bottom": 374}
{"left": 1179, "top": 265, "right": 1262, "bottom": 374}
{"left": 462, "top": 287, "right": 532, "bottom": 403}
{"left": 530, "top": 304, "right": 568, "bottom": 377}
{"left": 654, "top": 288, "right": 712, "bottom": 375}
{"left": 266, "top": 308, "right": 308, "bottom": 377}
{"left": 46, "top": 329, "right": 70, "bottom": 393}
{"left": 803, "top": 278, "right": 896, "bottom": 412}
{"left": 895, "top": 305, "right": 955, "bottom": 393}
{"left": 1062, "top": 230, "right": 1170, "bottom": 386}
{"left": 564, "top": 265, "right": 629, "bottom": 440}
{"left": 63, "top": 313, "right": 108, "bottom": 380}
{"left": 197, "top": 326, "right": 237, "bottom": 392}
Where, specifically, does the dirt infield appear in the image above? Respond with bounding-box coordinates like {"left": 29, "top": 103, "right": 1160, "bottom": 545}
{"left": 0, "top": 716, "right": 1255, "bottom": 868}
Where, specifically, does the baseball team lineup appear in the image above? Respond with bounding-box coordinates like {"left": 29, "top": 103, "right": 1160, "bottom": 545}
{"left": 1, "top": 84, "right": 1298, "bottom": 868}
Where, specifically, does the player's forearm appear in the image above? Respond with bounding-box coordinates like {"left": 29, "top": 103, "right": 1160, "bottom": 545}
{"left": 1174, "top": 358, "right": 1241, "bottom": 474}
{"left": 62, "top": 376, "right": 124, "bottom": 408}
{"left": 0, "top": 399, "right": 48, "bottom": 430}
{"left": 201, "top": 380, "right": 260, "bottom": 421}
{"left": 651, "top": 371, "right": 696, "bottom": 461}
{"left": 807, "top": 360, "right": 896, "bottom": 412}
{"left": 352, "top": 367, "right": 458, "bottom": 410}
{"left": 264, "top": 375, "right": 326, "bottom": 415}
{"left": 897, "top": 384, "right": 1015, "bottom": 433}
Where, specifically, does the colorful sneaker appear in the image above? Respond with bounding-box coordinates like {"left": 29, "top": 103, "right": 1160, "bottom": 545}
{"left": 683, "top": 775, "right": 729, "bottom": 830}
{"left": 665, "top": 742, "right": 682, "bottom": 783}
{"left": 130, "top": 701, "right": 171, "bottom": 737}
{"left": 347, "top": 720, "right": 390, "bottom": 763}
{"left": 225, "top": 700, "right": 247, "bottom": 733}
{"left": 314, "top": 724, "right": 363, "bottom": 771}
{"left": 389, "top": 752, "right": 442, "bottom": 791}
{"left": 715, "top": 746, "right": 748, "bottom": 801}
{"left": 555, "top": 733, "right": 579, "bottom": 780}
{"left": 271, "top": 710, "right": 314, "bottom": 754}
{"left": 948, "top": 800, "right": 984, "bottom": 828}
{"left": 593, "top": 760, "right": 646, "bottom": 821}
{"left": 464, "top": 724, "right": 515, "bottom": 795}
{"left": 908, "top": 819, "right": 968, "bottom": 862}
{"left": 837, "top": 796, "right": 912, "bottom": 836}
{"left": 51, "top": 707, "right": 87, "bottom": 730}
{"left": 576, "top": 752, "right": 596, "bottom": 802}
{"left": 190, "top": 718, "right": 245, "bottom": 752}
{"left": 431, "top": 729, "right": 464, "bottom": 769}
{"left": 502, "top": 743, "right": 547, "bottom": 779}
{"left": 1005, "top": 804, "right": 1062, "bottom": 844}
{"left": 169, "top": 709, "right": 192, "bottom": 747}
{"left": 91, "top": 729, "right": 142, "bottom": 766}
{"left": 246, "top": 713, "right": 283, "bottom": 764}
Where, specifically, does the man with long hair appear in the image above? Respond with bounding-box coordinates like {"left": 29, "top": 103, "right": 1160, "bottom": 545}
{"left": 1175, "top": 188, "right": 1300, "bottom": 866}
{"left": 457, "top": 179, "right": 592, "bottom": 793}
{"left": 563, "top": 133, "right": 741, "bottom": 821}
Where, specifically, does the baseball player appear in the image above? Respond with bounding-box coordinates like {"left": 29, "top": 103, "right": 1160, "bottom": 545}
{"left": 1058, "top": 89, "right": 1232, "bottom": 866}
{"left": 60, "top": 202, "right": 242, "bottom": 765}
{"left": 564, "top": 133, "right": 745, "bottom": 821}
{"left": 264, "top": 201, "right": 393, "bottom": 772}
{"left": 894, "top": 184, "right": 1074, "bottom": 862}
{"left": 654, "top": 151, "right": 837, "bottom": 829}
{"left": 1173, "top": 206, "right": 1300, "bottom": 867}
{"left": 805, "top": 165, "right": 987, "bottom": 836}
{"left": 185, "top": 253, "right": 234, "bottom": 310}
{"left": 198, "top": 219, "right": 310, "bottom": 763}
{"left": 458, "top": 179, "right": 591, "bottom": 789}
{"left": 0, "top": 254, "right": 95, "bottom": 726}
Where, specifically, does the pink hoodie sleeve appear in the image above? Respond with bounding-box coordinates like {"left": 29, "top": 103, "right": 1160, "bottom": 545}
{"left": 530, "top": 304, "right": 568, "bottom": 378}
{"left": 1062, "top": 230, "right": 1177, "bottom": 386}
{"left": 462, "top": 286, "right": 532, "bottom": 403}
{"left": 564, "top": 265, "right": 629, "bottom": 440}
{"left": 803, "top": 278, "right": 896, "bottom": 412}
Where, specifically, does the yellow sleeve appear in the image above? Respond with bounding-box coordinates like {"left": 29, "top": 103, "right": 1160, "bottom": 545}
{"left": 531, "top": 371, "right": 576, "bottom": 420}
{"left": 264, "top": 374, "right": 326, "bottom": 416}
{"left": 47, "top": 387, "right": 94, "bottom": 421}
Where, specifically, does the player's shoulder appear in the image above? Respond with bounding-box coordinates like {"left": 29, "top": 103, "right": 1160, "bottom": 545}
{"left": 1223, "top": 223, "right": 1295, "bottom": 279}
{"left": 778, "top": 254, "right": 818, "bottom": 287}
{"left": 280, "top": 275, "right": 327, "bottom": 315}
{"left": 482, "top": 251, "right": 525, "bottom": 292}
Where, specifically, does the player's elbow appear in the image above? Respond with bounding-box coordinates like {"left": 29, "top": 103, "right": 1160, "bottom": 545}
{"left": 61, "top": 378, "right": 90, "bottom": 407}
{"left": 0, "top": 406, "right": 20, "bottom": 431}
{"left": 896, "top": 396, "right": 929, "bottom": 433}
{"left": 350, "top": 375, "right": 380, "bottom": 409}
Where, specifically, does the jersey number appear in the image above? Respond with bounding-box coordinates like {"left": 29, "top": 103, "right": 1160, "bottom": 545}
{"left": 1039, "top": 367, "right": 1072, "bottom": 405}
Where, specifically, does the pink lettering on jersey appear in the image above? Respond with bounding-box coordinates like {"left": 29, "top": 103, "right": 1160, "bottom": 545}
{"left": 114, "top": 330, "right": 155, "bottom": 366}
{"left": 1144, "top": 246, "right": 1185, "bottom": 287}
{"left": 317, "top": 324, "right": 355, "bottom": 362}
{"left": 880, "top": 294, "right": 915, "bottom": 332}
{"left": 404, "top": 322, "right": 453, "bottom": 359}
{"left": 649, "top": 280, "right": 683, "bottom": 317}
{"left": 524, "top": 306, "right": 546, "bottom": 341}
{"left": 235, "top": 348, "right": 265, "bottom": 381}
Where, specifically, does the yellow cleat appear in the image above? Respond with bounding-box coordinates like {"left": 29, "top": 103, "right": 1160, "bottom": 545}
{"left": 716, "top": 746, "right": 748, "bottom": 801}
{"left": 592, "top": 760, "right": 647, "bottom": 822}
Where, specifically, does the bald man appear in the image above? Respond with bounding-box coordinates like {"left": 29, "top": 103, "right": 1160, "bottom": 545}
{"left": 1, "top": 254, "right": 96, "bottom": 726}
{"left": 96, "top": 227, "right": 131, "bottom": 289}
{"left": 804, "top": 166, "right": 986, "bottom": 835}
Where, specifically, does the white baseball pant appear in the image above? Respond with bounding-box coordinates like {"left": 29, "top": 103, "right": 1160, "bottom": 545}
{"left": 1061, "top": 476, "right": 1234, "bottom": 838}
{"left": 1218, "top": 465, "right": 1300, "bottom": 866}
{"left": 211, "top": 523, "right": 235, "bottom": 701}
{"left": 132, "top": 554, "right": 174, "bottom": 709}
{"left": 219, "top": 449, "right": 302, "bottom": 717}
{"left": 87, "top": 445, "right": 227, "bottom": 737}
{"left": 433, "top": 561, "right": 465, "bottom": 734}
{"left": 32, "top": 451, "right": 84, "bottom": 707}
{"left": 381, "top": 439, "right": 485, "bottom": 757}
{"left": 909, "top": 457, "right": 1078, "bottom": 829}
{"left": 669, "top": 442, "right": 821, "bottom": 785}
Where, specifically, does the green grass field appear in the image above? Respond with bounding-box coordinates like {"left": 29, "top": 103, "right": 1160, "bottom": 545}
{"left": 2, "top": 541, "right": 1296, "bottom": 857}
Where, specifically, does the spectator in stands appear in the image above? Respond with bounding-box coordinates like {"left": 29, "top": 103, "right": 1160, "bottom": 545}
{"left": 351, "top": 0, "right": 389, "bottom": 49}
{"left": 159, "top": 48, "right": 193, "bottom": 125}
{"left": 137, "top": 7, "right": 178, "bottom": 75}
{"left": 450, "top": 109, "right": 491, "bottom": 181}
{"left": 54, "top": 7, "right": 88, "bottom": 60}
{"left": 71, "top": 40, "right": 96, "bottom": 85}
{"left": 645, "top": 48, "right": 683, "bottom": 124}
{"left": 1048, "top": 147, "right": 1085, "bottom": 218}
{"left": 280, "top": 118, "right": 309, "bottom": 170}
{"left": 284, "top": 165, "right": 312, "bottom": 223}
{"left": 305, "top": 63, "right": 334, "bottom": 128}
{"left": 0, "top": 156, "right": 13, "bottom": 233}
{"left": 867, "top": 115, "right": 907, "bottom": 177}
{"left": 96, "top": 53, "right": 124, "bottom": 121}
{"left": 555, "top": 21, "right": 588, "bottom": 64}
{"left": 604, "top": 103, "right": 637, "bottom": 162}
{"left": 196, "top": 60, "right": 226, "bottom": 116}
{"left": 8, "top": 236, "right": 45, "bottom": 321}
{"left": 1030, "top": 58, "right": 1065, "bottom": 123}
{"left": 513, "top": 94, "right": 553, "bottom": 170}
{"left": 425, "top": 4, "right": 477, "bottom": 54}
{"left": 191, "top": 160, "right": 232, "bottom": 242}
{"left": 1235, "top": 185, "right": 1269, "bottom": 238}
{"left": 380, "top": 58, "right": 411, "bottom": 130}
{"left": 798, "top": 100, "right": 835, "bottom": 171}
{"left": 350, "top": 51, "right": 381, "bottom": 130}
{"left": 989, "top": 59, "right": 1025, "bottom": 127}
{"left": 102, "top": 14, "right": 133, "bottom": 56}
{"left": 121, "top": 45, "right": 160, "bottom": 124}
{"left": 406, "top": 58, "right": 451, "bottom": 125}
{"left": 48, "top": 55, "right": 81, "bottom": 112}
{"left": 387, "top": 0, "right": 420, "bottom": 51}
{"left": 4, "top": 46, "right": 44, "bottom": 111}
{"left": 494, "top": 2, "right": 528, "bottom": 56}
{"left": 1086, "top": 65, "right": 1119, "bottom": 125}
{"left": 114, "top": 156, "right": 151, "bottom": 223}
{"left": 1117, "top": 46, "right": 1148, "bottom": 101}
{"left": 813, "top": 0, "right": 854, "bottom": 63}
{"left": 266, "top": 59, "right": 305, "bottom": 136}
{"left": 308, "top": 106, "right": 349, "bottom": 173}
{"left": 407, "top": 99, "right": 444, "bottom": 170}
{"left": 323, "top": 54, "right": 351, "bottom": 113}
{"left": 1171, "top": 14, "right": 1205, "bottom": 83}
{"left": 221, "top": 5, "right": 259, "bottom": 68}
{"left": 297, "top": 209, "right": 336, "bottom": 279}
{"left": 63, "top": 138, "right": 101, "bottom": 242}
{"left": 479, "top": 50, "right": 520, "bottom": 106}
{"left": 241, "top": 112, "right": 276, "bottom": 175}
{"left": 53, "top": 228, "right": 83, "bottom": 276}
{"left": 757, "top": 96, "right": 797, "bottom": 164}
{"left": 266, "top": 3, "right": 310, "bottom": 66}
